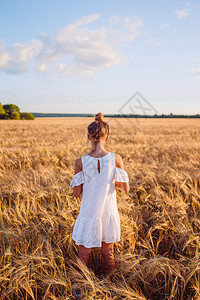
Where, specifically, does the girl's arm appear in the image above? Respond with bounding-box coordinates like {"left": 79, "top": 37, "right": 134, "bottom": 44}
{"left": 115, "top": 154, "right": 130, "bottom": 193}
{"left": 73, "top": 158, "right": 83, "bottom": 198}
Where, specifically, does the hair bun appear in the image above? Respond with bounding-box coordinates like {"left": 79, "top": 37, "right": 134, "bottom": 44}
{"left": 95, "top": 112, "right": 103, "bottom": 122}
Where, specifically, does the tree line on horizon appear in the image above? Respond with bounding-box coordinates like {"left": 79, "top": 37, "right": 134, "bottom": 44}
{"left": 0, "top": 103, "right": 199, "bottom": 119}
{"left": 32, "top": 112, "right": 200, "bottom": 118}
{"left": 0, "top": 103, "right": 35, "bottom": 120}
{"left": 105, "top": 113, "right": 200, "bottom": 118}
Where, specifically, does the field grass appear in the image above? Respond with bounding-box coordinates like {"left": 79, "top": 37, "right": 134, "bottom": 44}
{"left": 0, "top": 117, "right": 200, "bottom": 299}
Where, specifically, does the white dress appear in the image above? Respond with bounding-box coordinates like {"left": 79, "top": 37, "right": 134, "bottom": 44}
{"left": 70, "top": 152, "right": 129, "bottom": 248}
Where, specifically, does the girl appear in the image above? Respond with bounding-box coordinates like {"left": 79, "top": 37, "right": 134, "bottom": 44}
{"left": 70, "top": 112, "right": 130, "bottom": 278}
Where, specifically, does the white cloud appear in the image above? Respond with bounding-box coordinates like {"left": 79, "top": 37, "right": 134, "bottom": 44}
{"left": 0, "top": 40, "right": 42, "bottom": 73}
{"left": 107, "top": 16, "right": 143, "bottom": 45}
{"left": 57, "top": 63, "right": 95, "bottom": 79}
{"left": 175, "top": 3, "right": 190, "bottom": 19}
{"left": 0, "top": 45, "right": 11, "bottom": 69}
{"left": 11, "top": 40, "right": 42, "bottom": 73}
{"left": 189, "top": 67, "right": 200, "bottom": 77}
{"left": 120, "top": 16, "right": 143, "bottom": 42}
{"left": 175, "top": 8, "right": 189, "bottom": 18}
{"left": 53, "top": 17, "right": 125, "bottom": 77}
{"left": 67, "top": 14, "right": 100, "bottom": 28}
{"left": 0, "top": 14, "right": 143, "bottom": 78}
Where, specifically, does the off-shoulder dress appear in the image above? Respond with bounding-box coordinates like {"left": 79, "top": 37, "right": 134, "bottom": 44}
{"left": 70, "top": 152, "right": 129, "bottom": 248}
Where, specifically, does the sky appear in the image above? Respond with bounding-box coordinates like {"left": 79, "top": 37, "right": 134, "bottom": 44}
{"left": 0, "top": 0, "right": 199, "bottom": 115}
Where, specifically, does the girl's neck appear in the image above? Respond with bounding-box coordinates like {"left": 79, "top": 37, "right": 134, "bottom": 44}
{"left": 90, "top": 142, "right": 107, "bottom": 155}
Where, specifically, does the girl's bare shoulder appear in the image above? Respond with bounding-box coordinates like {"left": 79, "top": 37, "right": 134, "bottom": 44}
{"left": 74, "top": 157, "right": 83, "bottom": 173}
{"left": 114, "top": 153, "right": 124, "bottom": 169}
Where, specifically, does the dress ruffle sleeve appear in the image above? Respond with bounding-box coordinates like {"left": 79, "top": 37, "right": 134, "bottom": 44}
{"left": 70, "top": 171, "right": 84, "bottom": 188}
{"left": 114, "top": 167, "right": 129, "bottom": 182}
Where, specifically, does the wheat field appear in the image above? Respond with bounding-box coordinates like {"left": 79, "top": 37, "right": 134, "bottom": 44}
{"left": 0, "top": 117, "right": 200, "bottom": 300}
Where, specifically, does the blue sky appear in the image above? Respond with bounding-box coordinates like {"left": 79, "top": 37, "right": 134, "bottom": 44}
{"left": 0, "top": 0, "right": 199, "bottom": 114}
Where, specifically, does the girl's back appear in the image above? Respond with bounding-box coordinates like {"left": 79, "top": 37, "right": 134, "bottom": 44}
{"left": 70, "top": 151, "right": 129, "bottom": 248}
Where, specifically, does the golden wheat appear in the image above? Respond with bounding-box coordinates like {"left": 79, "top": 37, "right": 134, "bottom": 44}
{"left": 0, "top": 117, "right": 199, "bottom": 299}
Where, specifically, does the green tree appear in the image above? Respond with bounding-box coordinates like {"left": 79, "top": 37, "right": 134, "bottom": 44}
{"left": 12, "top": 111, "right": 21, "bottom": 120}
{"left": 3, "top": 104, "right": 21, "bottom": 120}
{"left": 21, "top": 112, "right": 35, "bottom": 120}
{"left": 0, "top": 103, "right": 5, "bottom": 119}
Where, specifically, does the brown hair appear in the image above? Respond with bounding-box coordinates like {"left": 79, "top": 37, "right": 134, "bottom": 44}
{"left": 87, "top": 112, "right": 109, "bottom": 144}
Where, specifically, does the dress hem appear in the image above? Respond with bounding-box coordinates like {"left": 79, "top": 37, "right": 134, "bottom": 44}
{"left": 73, "top": 238, "right": 120, "bottom": 248}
